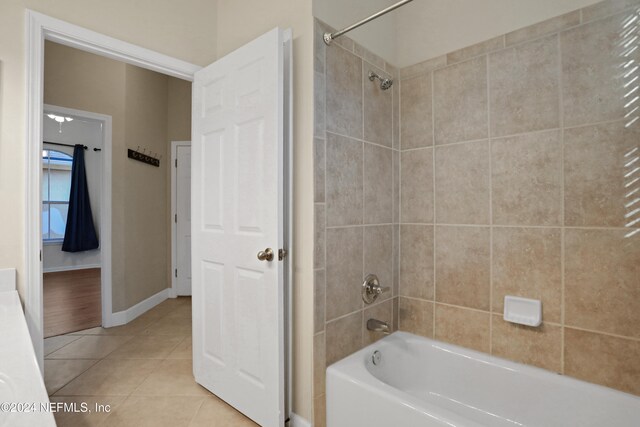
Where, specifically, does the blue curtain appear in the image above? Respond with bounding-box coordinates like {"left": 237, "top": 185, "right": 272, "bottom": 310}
{"left": 62, "top": 144, "right": 99, "bottom": 252}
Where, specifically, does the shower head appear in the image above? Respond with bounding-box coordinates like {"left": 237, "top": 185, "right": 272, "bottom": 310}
{"left": 368, "top": 71, "right": 393, "bottom": 90}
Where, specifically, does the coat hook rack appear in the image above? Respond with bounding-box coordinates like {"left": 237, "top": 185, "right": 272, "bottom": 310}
{"left": 128, "top": 147, "right": 160, "bottom": 167}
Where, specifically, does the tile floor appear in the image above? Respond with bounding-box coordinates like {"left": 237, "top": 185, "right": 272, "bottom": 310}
{"left": 44, "top": 297, "right": 258, "bottom": 427}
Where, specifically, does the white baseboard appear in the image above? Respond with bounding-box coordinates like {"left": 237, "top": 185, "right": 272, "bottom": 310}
{"left": 109, "top": 288, "right": 170, "bottom": 327}
{"left": 289, "top": 413, "right": 311, "bottom": 427}
{"left": 0, "top": 268, "right": 16, "bottom": 293}
{"left": 43, "top": 264, "right": 101, "bottom": 273}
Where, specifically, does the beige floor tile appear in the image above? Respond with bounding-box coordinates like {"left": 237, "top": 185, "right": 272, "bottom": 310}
{"left": 102, "top": 395, "right": 205, "bottom": 427}
{"left": 107, "top": 335, "right": 184, "bottom": 359}
{"left": 44, "top": 359, "right": 99, "bottom": 395}
{"left": 143, "top": 315, "right": 192, "bottom": 336}
{"left": 133, "top": 359, "right": 210, "bottom": 397}
{"left": 167, "top": 337, "right": 192, "bottom": 360}
{"left": 50, "top": 395, "right": 125, "bottom": 427}
{"left": 44, "top": 335, "right": 81, "bottom": 356}
{"left": 55, "top": 358, "right": 161, "bottom": 396}
{"left": 47, "top": 335, "right": 134, "bottom": 359}
{"left": 189, "top": 395, "right": 259, "bottom": 427}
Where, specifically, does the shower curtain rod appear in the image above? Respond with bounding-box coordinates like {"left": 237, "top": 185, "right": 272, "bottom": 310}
{"left": 44, "top": 141, "right": 102, "bottom": 152}
{"left": 323, "top": 0, "right": 414, "bottom": 45}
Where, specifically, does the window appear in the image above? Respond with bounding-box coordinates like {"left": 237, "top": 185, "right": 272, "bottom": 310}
{"left": 42, "top": 149, "right": 73, "bottom": 241}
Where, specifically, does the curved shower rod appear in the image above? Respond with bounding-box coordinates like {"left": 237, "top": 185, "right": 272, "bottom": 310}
{"left": 323, "top": 0, "right": 414, "bottom": 45}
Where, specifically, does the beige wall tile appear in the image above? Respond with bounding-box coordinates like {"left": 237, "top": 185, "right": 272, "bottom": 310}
{"left": 565, "top": 229, "right": 640, "bottom": 338}
{"left": 582, "top": 0, "right": 640, "bottom": 24}
{"left": 492, "top": 130, "right": 562, "bottom": 225}
{"left": 492, "top": 227, "right": 562, "bottom": 323}
{"left": 392, "top": 150, "right": 400, "bottom": 223}
{"left": 447, "top": 36, "right": 504, "bottom": 64}
{"left": 400, "top": 148, "right": 434, "bottom": 223}
{"left": 399, "top": 297, "right": 434, "bottom": 338}
{"left": 326, "top": 133, "right": 363, "bottom": 226}
{"left": 392, "top": 297, "right": 399, "bottom": 331}
{"left": 314, "top": 333, "right": 326, "bottom": 397}
{"left": 392, "top": 224, "right": 400, "bottom": 296}
{"left": 434, "top": 57, "right": 488, "bottom": 146}
{"left": 435, "top": 140, "right": 490, "bottom": 224}
{"left": 314, "top": 203, "right": 325, "bottom": 269}
{"left": 314, "top": 72, "right": 325, "bottom": 138}
{"left": 364, "top": 144, "right": 393, "bottom": 224}
{"left": 314, "top": 138, "right": 325, "bottom": 203}
{"left": 326, "top": 311, "right": 363, "bottom": 366}
{"left": 400, "top": 55, "right": 447, "bottom": 81}
{"left": 364, "top": 225, "right": 393, "bottom": 302}
{"left": 435, "top": 304, "right": 490, "bottom": 353}
{"left": 505, "top": 11, "right": 580, "bottom": 46}
{"left": 565, "top": 328, "right": 640, "bottom": 395}
{"left": 363, "top": 299, "right": 394, "bottom": 345}
{"left": 492, "top": 316, "right": 562, "bottom": 372}
{"left": 314, "top": 269, "right": 326, "bottom": 334}
{"left": 393, "top": 83, "right": 400, "bottom": 150}
{"left": 435, "top": 226, "right": 490, "bottom": 310}
{"left": 564, "top": 122, "right": 639, "bottom": 227}
{"left": 400, "top": 75, "right": 433, "bottom": 149}
{"left": 400, "top": 225, "right": 434, "bottom": 300}
{"left": 326, "top": 45, "right": 362, "bottom": 138}
{"left": 355, "top": 43, "right": 386, "bottom": 70}
{"left": 314, "top": 20, "right": 326, "bottom": 74}
{"left": 363, "top": 65, "right": 393, "bottom": 147}
{"left": 561, "top": 13, "right": 633, "bottom": 127}
{"left": 326, "top": 227, "right": 363, "bottom": 321}
{"left": 314, "top": 394, "right": 326, "bottom": 427}
{"left": 489, "top": 35, "right": 560, "bottom": 136}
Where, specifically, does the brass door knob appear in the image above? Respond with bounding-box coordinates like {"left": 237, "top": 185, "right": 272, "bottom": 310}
{"left": 257, "top": 248, "right": 274, "bottom": 262}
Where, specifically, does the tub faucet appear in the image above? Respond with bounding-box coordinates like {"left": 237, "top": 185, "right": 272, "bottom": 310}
{"left": 367, "top": 318, "right": 390, "bottom": 335}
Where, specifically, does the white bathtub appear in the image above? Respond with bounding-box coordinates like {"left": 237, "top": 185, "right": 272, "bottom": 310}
{"left": 326, "top": 332, "right": 640, "bottom": 427}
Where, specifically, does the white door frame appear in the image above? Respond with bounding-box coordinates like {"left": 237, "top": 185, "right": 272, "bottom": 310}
{"left": 25, "top": 10, "right": 201, "bottom": 369}
{"left": 43, "top": 104, "right": 113, "bottom": 327}
{"left": 170, "top": 140, "right": 191, "bottom": 298}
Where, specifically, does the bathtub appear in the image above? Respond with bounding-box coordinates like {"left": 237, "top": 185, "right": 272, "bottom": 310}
{"left": 326, "top": 332, "right": 640, "bottom": 427}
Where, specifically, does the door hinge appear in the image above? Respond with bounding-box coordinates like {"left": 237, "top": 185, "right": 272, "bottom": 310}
{"left": 278, "top": 248, "right": 288, "bottom": 261}
{"left": 40, "top": 250, "right": 42, "bottom": 262}
{"left": 175, "top": 159, "right": 177, "bottom": 168}
{"left": 175, "top": 214, "right": 177, "bottom": 223}
{"left": 175, "top": 268, "right": 178, "bottom": 278}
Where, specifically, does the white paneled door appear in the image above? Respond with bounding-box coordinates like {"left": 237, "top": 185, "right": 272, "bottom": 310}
{"left": 191, "top": 28, "right": 291, "bottom": 427}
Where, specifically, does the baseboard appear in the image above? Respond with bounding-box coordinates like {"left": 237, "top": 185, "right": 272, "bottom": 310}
{"left": 43, "top": 264, "right": 101, "bottom": 273}
{"left": 109, "top": 288, "right": 170, "bottom": 327}
{"left": 289, "top": 413, "right": 311, "bottom": 427}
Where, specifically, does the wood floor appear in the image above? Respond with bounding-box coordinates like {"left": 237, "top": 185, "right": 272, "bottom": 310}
{"left": 44, "top": 268, "right": 101, "bottom": 338}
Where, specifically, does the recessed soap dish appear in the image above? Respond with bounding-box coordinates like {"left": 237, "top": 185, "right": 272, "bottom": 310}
{"left": 503, "top": 296, "right": 542, "bottom": 327}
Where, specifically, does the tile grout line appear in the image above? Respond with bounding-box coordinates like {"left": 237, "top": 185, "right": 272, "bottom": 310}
{"left": 487, "top": 51, "right": 494, "bottom": 355}
{"left": 558, "top": 28, "right": 567, "bottom": 376}
{"left": 431, "top": 68, "right": 437, "bottom": 339}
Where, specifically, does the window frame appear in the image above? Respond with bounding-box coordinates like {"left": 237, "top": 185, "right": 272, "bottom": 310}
{"left": 42, "top": 149, "right": 73, "bottom": 243}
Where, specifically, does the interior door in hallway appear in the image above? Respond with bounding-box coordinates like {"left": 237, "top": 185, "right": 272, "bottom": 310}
{"left": 191, "top": 27, "right": 292, "bottom": 427}
{"left": 175, "top": 142, "right": 192, "bottom": 296}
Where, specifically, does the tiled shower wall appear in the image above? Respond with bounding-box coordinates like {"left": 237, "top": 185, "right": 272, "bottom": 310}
{"left": 396, "top": 0, "right": 640, "bottom": 398}
{"left": 314, "top": 0, "right": 640, "bottom": 424}
{"left": 313, "top": 19, "right": 400, "bottom": 427}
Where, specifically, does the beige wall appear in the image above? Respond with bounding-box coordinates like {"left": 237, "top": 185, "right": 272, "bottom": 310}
{"left": 215, "top": 0, "right": 315, "bottom": 420}
{"left": 0, "top": 0, "right": 217, "bottom": 305}
{"left": 44, "top": 42, "right": 191, "bottom": 311}
{"left": 396, "top": 0, "right": 640, "bottom": 396}
{"left": 396, "top": 0, "right": 603, "bottom": 67}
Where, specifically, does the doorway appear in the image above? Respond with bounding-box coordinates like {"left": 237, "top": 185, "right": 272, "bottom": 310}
{"left": 41, "top": 105, "right": 112, "bottom": 337}
{"left": 171, "top": 141, "right": 192, "bottom": 297}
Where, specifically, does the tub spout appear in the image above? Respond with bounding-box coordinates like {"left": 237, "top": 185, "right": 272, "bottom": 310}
{"left": 367, "top": 318, "right": 390, "bottom": 334}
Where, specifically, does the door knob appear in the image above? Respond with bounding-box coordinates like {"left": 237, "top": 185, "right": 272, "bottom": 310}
{"left": 257, "top": 248, "right": 274, "bottom": 262}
